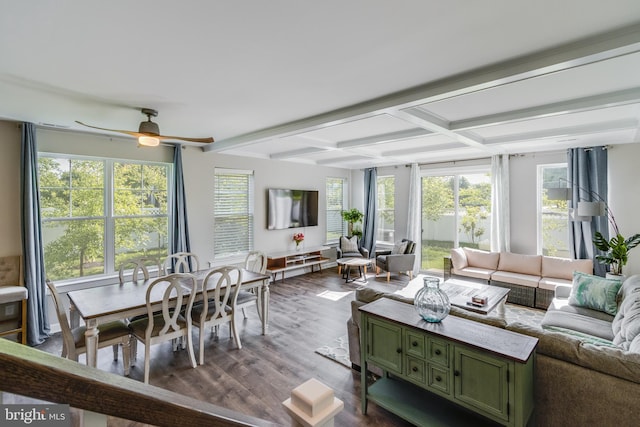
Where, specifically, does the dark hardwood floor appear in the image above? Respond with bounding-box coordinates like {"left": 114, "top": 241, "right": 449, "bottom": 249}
{"left": 34, "top": 268, "right": 415, "bottom": 426}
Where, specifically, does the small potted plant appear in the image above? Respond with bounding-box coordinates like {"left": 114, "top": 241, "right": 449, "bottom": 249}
{"left": 593, "top": 231, "right": 640, "bottom": 277}
{"left": 341, "top": 208, "right": 364, "bottom": 237}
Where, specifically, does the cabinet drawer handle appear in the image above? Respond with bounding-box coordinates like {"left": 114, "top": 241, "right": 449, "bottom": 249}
{"left": 396, "top": 348, "right": 402, "bottom": 354}
{"left": 412, "top": 341, "right": 418, "bottom": 347}
{"left": 454, "top": 370, "right": 460, "bottom": 377}
{"left": 434, "top": 349, "right": 441, "bottom": 355}
{"left": 412, "top": 366, "right": 418, "bottom": 372}
{"left": 435, "top": 375, "right": 442, "bottom": 382}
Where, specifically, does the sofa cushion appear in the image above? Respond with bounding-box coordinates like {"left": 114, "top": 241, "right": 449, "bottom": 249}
{"left": 569, "top": 271, "right": 623, "bottom": 316}
{"left": 340, "top": 236, "right": 359, "bottom": 253}
{"left": 612, "top": 282, "right": 640, "bottom": 350}
{"left": 538, "top": 277, "right": 572, "bottom": 291}
{"left": 450, "top": 247, "right": 468, "bottom": 270}
{"left": 541, "top": 308, "right": 615, "bottom": 341}
{"left": 491, "top": 271, "right": 540, "bottom": 288}
{"left": 452, "top": 266, "right": 493, "bottom": 281}
{"left": 497, "top": 252, "right": 541, "bottom": 276}
{"left": 542, "top": 256, "right": 593, "bottom": 280}
{"left": 462, "top": 248, "right": 499, "bottom": 270}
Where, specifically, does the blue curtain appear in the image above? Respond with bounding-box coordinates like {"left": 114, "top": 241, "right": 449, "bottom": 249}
{"left": 170, "top": 145, "right": 192, "bottom": 270}
{"left": 361, "top": 168, "right": 377, "bottom": 256}
{"left": 20, "top": 123, "right": 50, "bottom": 345}
{"left": 569, "top": 146, "right": 608, "bottom": 276}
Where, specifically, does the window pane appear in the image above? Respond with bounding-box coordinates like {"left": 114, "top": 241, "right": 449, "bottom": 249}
{"left": 422, "top": 176, "right": 455, "bottom": 272}
{"left": 540, "top": 165, "right": 569, "bottom": 256}
{"left": 457, "top": 173, "right": 492, "bottom": 249}
{"left": 376, "top": 176, "right": 395, "bottom": 244}
{"left": 43, "top": 219, "right": 105, "bottom": 281}
{"left": 114, "top": 163, "right": 168, "bottom": 216}
{"left": 214, "top": 170, "right": 254, "bottom": 258}
{"left": 114, "top": 217, "right": 169, "bottom": 266}
{"left": 326, "top": 178, "right": 345, "bottom": 241}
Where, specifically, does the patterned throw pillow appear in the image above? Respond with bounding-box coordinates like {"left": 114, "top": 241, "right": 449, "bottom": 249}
{"left": 391, "top": 240, "right": 409, "bottom": 255}
{"left": 340, "top": 236, "right": 359, "bottom": 253}
{"left": 569, "top": 271, "right": 623, "bottom": 316}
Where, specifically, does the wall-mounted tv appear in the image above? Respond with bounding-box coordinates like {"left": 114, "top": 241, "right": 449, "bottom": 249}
{"left": 267, "top": 188, "right": 319, "bottom": 230}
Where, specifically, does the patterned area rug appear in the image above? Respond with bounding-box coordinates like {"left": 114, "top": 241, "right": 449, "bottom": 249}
{"left": 315, "top": 335, "right": 351, "bottom": 368}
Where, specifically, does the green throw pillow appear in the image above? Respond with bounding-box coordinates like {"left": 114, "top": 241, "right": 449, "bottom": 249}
{"left": 568, "top": 271, "right": 622, "bottom": 316}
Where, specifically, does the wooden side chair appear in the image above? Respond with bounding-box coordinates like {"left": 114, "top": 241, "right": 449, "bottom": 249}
{"left": 46, "top": 279, "right": 132, "bottom": 375}
{"left": 192, "top": 266, "right": 243, "bottom": 365}
{"left": 0, "top": 255, "right": 28, "bottom": 345}
{"left": 162, "top": 252, "right": 200, "bottom": 274}
{"left": 128, "top": 273, "right": 198, "bottom": 383}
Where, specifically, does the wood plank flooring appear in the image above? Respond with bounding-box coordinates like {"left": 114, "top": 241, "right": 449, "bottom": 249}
{"left": 34, "top": 269, "right": 415, "bottom": 426}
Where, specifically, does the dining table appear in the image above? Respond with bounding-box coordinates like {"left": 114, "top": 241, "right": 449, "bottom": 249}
{"left": 67, "top": 268, "right": 270, "bottom": 369}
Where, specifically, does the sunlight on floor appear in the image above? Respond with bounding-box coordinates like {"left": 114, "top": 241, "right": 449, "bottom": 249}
{"left": 316, "top": 290, "right": 353, "bottom": 301}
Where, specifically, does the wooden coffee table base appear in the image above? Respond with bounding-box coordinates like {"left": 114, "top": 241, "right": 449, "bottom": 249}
{"left": 337, "top": 258, "right": 372, "bottom": 283}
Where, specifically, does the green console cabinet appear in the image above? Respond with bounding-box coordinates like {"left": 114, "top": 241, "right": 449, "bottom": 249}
{"left": 360, "top": 298, "right": 538, "bottom": 427}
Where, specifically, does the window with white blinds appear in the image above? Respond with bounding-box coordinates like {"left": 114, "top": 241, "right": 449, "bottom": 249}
{"left": 214, "top": 168, "right": 254, "bottom": 259}
{"left": 326, "top": 177, "right": 346, "bottom": 243}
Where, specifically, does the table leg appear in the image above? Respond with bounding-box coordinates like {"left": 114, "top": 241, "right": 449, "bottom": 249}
{"left": 69, "top": 303, "right": 80, "bottom": 329}
{"left": 261, "top": 279, "right": 270, "bottom": 335}
{"left": 84, "top": 319, "right": 99, "bottom": 368}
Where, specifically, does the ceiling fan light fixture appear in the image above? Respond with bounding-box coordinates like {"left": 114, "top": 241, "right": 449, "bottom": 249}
{"left": 138, "top": 136, "right": 160, "bottom": 147}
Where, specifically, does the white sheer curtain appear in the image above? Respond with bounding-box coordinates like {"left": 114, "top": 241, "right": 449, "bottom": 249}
{"left": 490, "top": 154, "right": 510, "bottom": 252}
{"left": 406, "top": 163, "right": 421, "bottom": 275}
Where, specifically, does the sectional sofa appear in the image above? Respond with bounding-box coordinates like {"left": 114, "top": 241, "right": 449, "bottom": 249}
{"left": 445, "top": 247, "right": 593, "bottom": 308}
{"left": 347, "top": 274, "right": 640, "bottom": 426}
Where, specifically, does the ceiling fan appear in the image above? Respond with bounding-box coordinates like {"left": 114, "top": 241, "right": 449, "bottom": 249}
{"left": 75, "top": 108, "right": 214, "bottom": 146}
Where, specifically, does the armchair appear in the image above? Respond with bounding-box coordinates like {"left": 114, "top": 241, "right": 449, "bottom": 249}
{"left": 336, "top": 236, "right": 369, "bottom": 274}
{"left": 376, "top": 239, "right": 416, "bottom": 282}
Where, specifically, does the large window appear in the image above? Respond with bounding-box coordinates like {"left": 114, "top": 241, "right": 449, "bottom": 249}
{"left": 214, "top": 168, "right": 254, "bottom": 259}
{"left": 39, "top": 155, "right": 170, "bottom": 281}
{"left": 422, "top": 170, "right": 492, "bottom": 274}
{"left": 376, "top": 176, "right": 395, "bottom": 244}
{"left": 326, "top": 177, "right": 346, "bottom": 242}
{"left": 538, "top": 164, "right": 569, "bottom": 257}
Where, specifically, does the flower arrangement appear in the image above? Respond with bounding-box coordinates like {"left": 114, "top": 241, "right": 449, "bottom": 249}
{"left": 293, "top": 232, "right": 304, "bottom": 247}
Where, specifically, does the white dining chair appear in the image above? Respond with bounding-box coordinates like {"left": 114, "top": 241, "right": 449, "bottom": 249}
{"left": 118, "top": 257, "right": 163, "bottom": 285}
{"left": 192, "top": 266, "right": 243, "bottom": 365}
{"left": 128, "top": 273, "right": 198, "bottom": 384}
{"left": 162, "top": 252, "right": 200, "bottom": 274}
{"left": 46, "top": 279, "right": 133, "bottom": 375}
{"left": 236, "top": 251, "right": 266, "bottom": 319}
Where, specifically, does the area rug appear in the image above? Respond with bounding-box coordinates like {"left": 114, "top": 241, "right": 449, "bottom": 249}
{"left": 315, "top": 334, "right": 351, "bottom": 369}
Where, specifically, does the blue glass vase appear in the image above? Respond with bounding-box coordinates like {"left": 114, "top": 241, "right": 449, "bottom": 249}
{"left": 414, "top": 276, "right": 451, "bottom": 322}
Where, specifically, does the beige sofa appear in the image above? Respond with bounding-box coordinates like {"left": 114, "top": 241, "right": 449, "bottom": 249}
{"left": 445, "top": 247, "right": 593, "bottom": 308}
{"left": 347, "top": 275, "right": 640, "bottom": 426}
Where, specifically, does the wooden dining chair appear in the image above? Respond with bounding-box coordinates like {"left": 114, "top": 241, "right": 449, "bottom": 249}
{"left": 192, "top": 266, "right": 243, "bottom": 365}
{"left": 162, "top": 252, "right": 200, "bottom": 274}
{"left": 118, "top": 257, "right": 162, "bottom": 285}
{"left": 128, "top": 273, "right": 198, "bottom": 383}
{"left": 46, "top": 280, "right": 132, "bottom": 375}
{"left": 236, "top": 251, "right": 266, "bottom": 319}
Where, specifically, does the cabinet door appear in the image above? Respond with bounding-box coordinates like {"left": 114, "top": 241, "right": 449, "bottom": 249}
{"left": 454, "top": 346, "right": 509, "bottom": 422}
{"left": 366, "top": 317, "right": 402, "bottom": 373}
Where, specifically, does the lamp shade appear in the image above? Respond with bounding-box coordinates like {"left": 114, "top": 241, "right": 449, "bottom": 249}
{"left": 577, "top": 201, "right": 606, "bottom": 217}
{"left": 546, "top": 187, "right": 571, "bottom": 200}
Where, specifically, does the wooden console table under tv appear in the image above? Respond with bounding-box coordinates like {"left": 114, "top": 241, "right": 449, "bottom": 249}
{"left": 360, "top": 298, "right": 538, "bottom": 427}
{"left": 267, "top": 246, "right": 331, "bottom": 282}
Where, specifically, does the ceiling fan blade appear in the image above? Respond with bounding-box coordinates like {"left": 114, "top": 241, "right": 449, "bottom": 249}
{"left": 157, "top": 135, "right": 215, "bottom": 143}
{"left": 75, "top": 121, "right": 141, "bottom": 138}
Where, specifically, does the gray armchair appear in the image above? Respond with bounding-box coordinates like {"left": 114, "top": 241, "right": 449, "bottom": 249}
{"left": 376, "top": 239, "right": 416, "bottom": 282}
{"left": 336, "top": 236, "right": 369, "bottom": 274}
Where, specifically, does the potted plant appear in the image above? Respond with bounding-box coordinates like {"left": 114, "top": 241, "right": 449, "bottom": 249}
{"left": 593, "top": 231, "right": 640, "bottom": 276}
{"left": 341, "top": 208, "right": 364, "bottom": 237}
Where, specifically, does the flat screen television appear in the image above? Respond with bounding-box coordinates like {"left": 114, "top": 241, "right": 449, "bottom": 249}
{"left": 267, "top": 188, "right": 319, "bottom": 230}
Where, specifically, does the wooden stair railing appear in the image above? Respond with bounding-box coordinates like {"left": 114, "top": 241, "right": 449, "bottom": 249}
{"left": 0, "top": 339, "right": 275, "bottom": 427}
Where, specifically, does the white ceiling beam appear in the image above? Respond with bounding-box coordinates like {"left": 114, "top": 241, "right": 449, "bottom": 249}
{"left": 205, "top": 24, "right": 640, "bottom": 153}
{"left": 484, "top": 119, "right": 638, "bottom": 145}
{"left": 270, "top": 147, "right": 331, "bottom": 160}
{"left": 383, "top": 142, "right": 468, "bottom": 157}
{"left": 337, "top": 128, "right": 431, "bottom": 149}
{"left": 389, "top": 108, "right": 496, "bottom": 152}
{"left": 450, "top": 87, "right": 640, "bottom": 131}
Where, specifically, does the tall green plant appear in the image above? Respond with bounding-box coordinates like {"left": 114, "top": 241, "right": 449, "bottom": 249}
{"left": 341, "top": 208, "right": 364, "bottom": 237}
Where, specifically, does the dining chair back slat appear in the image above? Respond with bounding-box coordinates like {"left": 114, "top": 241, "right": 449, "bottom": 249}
{"left": 162, "top": 252, "right": 200, "bottom": 274}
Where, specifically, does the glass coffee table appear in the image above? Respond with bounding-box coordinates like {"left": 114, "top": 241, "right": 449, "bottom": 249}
{"left": 336, "top": 257, "right": 372, "bottom": 283}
